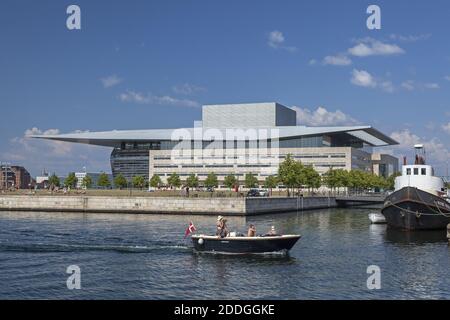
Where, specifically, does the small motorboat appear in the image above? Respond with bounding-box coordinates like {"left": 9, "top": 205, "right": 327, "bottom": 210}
{"left": 191, "top": 234, "right": 301, "bottom": 254}
{"left": 369, "top": 212, "right": 386, "bottom": 224}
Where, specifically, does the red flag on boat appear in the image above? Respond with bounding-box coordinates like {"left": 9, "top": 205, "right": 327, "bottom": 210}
{"left": 184, "top": 222, "right": 197, "bottom": 238}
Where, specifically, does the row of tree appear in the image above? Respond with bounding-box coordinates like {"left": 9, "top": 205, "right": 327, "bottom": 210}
{"left": 47, "top": 172, "right": 147, "bottom": 190}
{"left": 47, "top": 154, "right": 400, "bottom": 193}
{"left": 322, "top": 167, "right": 399, "bottom": 193}
{"left": 148, "top": 172, "right": 264, "bottom": 190}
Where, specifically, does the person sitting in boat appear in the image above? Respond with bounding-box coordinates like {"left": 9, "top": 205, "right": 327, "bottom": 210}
{"left": 216, "top": 216, "right": 229, "bottom": 238}
{"left": 247, "top": 224, "right": 256, "bottom": 237}
{"left": 267, "top": 226, "right": 277, "bottom": 236}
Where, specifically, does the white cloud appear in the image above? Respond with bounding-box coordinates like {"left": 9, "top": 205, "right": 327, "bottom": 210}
{"left": 308, "top": 59, "right": 317, "bottom": 66}
{"left": 348, "top": 38, "right": 404, "bottom": 57}
{"left": 291, "top": 106, "right": 360, "bottom": 126}
{"left": 268, "top": 30, "right": 284, "bottom": 48}
{"left": 25, "top": 127, "right": 60, "bottom": 137}
{"left": 3, "top": 128, "right": 111, "bottom": 176}
{"left": 267, "top": 30, "right": 297, "bottom": 52}
{"left": 119, "top": 91, "right": 200, "bottom": 108}
{"left": 400, "top": 80, "right": 440, "bottom": 91}
{"left": 380, "top": 81, "right": 395, "bottom": 93}
{"left": 442, "top": 123, "right": 450, "bottom": 134}
{"left": 423, "top": 83, "right": 440, "bottom": 89}
{"left": 350, "top": 69, "right": 377, "bottom": 88}
{"left": 172, "top": 83, "right": 205, "bottom": 95}
{"left": 349, "top": 69, "right": 396, "bottom": 92}
{"left": 323, "top": 55, "right": 352, "bottom": 66}
{"left": 389, "top": 33, "right": 431, "bottom": 42}
{"left": 100, "top": 75, "right": 122, "bottom": 88}
{"left": 401, "top": 80, "right": 415, "bottom": 91}
{"left": 389, "top": 129, "right": 450, "bottom": 166}
{"left": 445, "top": 76, "right": 450, "bottom": 81}
{"left": 390, "top": 130, "right": 421, "bottom": 149}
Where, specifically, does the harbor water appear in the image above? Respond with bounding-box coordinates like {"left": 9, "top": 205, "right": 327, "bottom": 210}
{"left": 0, "top": 208, "right": 449, "bottom": 299}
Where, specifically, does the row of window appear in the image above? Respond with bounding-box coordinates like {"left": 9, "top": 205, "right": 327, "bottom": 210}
{"left": 153, "top": 153, "right": 347, "bottom": 161}
{"left": 153, "top": 162, "right": 346, "bottom": 169}
{"left": 154, "top": 164, "right": 280, "bottom": 169}
{"left": 406, "top": 168, "right": 427, "bottom": 176}
{"left": 157, "top": 173, "right": 256, "bottom": 177}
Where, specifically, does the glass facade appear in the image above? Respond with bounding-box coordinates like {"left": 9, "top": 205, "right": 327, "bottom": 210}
{"left": 110, "top": 148, "right": 151, "bottom": 181}
{"left": 279, "top": 136, "right": 324, "bottom": 148}
{"left": 111, "top": 141, "right": 164, "bottom": 180}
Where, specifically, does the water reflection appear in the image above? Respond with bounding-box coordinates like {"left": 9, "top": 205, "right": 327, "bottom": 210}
{"left": 384, "top": 228, "right": 447, "bottom": 245}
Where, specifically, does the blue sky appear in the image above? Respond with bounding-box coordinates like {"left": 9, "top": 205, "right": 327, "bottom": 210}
{"left": 1, "top": 0, "right": 450, "bottom": 177}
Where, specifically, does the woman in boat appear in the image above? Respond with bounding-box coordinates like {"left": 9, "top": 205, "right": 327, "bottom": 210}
{"left": 216, "top": 216, "right": 229, "bottom": 238}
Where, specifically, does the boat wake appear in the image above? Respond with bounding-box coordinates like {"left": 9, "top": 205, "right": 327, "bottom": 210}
{"left": 0, "top": 241, "right": 190, "bottom": 254}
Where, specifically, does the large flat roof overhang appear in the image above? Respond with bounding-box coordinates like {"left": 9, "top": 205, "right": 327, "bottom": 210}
{"left": 29, "top": 125, "right": 398, "bottom": 148}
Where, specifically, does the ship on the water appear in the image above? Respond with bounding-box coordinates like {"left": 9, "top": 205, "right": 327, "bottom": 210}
{"left": 382, "top": 144, "right": 450, "bottom": 230}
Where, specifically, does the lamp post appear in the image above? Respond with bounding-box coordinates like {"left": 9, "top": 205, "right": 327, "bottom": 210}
{"left": 128, "top": 181, "right": 132, "bottom": 197}
{"left": 0, "top": 161, "right": 3, "bottom": 190}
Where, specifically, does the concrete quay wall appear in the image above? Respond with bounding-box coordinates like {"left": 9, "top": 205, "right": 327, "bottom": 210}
{"left": 0, "top": 195, "right": 337, "bottom": 216}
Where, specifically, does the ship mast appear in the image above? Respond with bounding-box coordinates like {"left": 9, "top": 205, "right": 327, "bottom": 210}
{"left": 414, "top": 144, "right": 426, "bottom": 165}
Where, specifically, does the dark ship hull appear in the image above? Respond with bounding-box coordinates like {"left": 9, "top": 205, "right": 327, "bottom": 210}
{"left": 382, "top": 186, "right": 450, "bottom": 230}
{"left": 191, "top": 235, "right": 301, "bottom": 254}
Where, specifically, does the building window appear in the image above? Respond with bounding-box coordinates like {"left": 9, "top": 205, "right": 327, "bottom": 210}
{"left": 406, "top": 168, "right": 411, "bottom": 175}
{"left": 413, "top": 168, "right": 419, "bottom": 175}
{"left": 421, "top": 168, "right": 426, "bottom": 175}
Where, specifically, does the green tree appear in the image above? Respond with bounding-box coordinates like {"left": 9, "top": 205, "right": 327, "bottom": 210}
{"left": 335, "top": 169, "right": 350, "bottom": 193}
{"left": 149, "top": 174, "right": 162, "bottom": 189}
{"left": 48, "top": 173, "right": 60, "bottom": 188}
{"left": 386, "top": 172, "right": 401, "bottom": 190}
{"left": 64, "top": 172, "right": 78, "bottom": 188}
{"left": 278, "top": 154, "right": 305, "bottom": 196}
{"left": 132, "top": 175, "right": 146, "bottom": 189}
{"left": 97, "top": 172, "right": 111, "bottom": 189}
{"left": 167, "top": 173, "right": 181, "bottom": 189}
{"left": 186, "top": 174, "right": 199, "bottom": 188}
{"left": 223, "top": 174, "right": 237, "bottom": 190}
{"left": 264, "top": 175, "right": 278, "bottom": 194}
{"left": 204, "top": 172, "right": 218, "bottom": 189}
{"left": 81, "top": 175, "right": 93, "bottom": 189}
{"left": 374, "top": 174, "right": 388, "bottom": 191}
{"left": 303, "top": 166, "right": 321, "bottom": 191}
{"left": 347, "top": 170, "right": 364, "bottom": 193}
{"left": 278, "top": 154, "right": 296, "bottom": 196}
{"left": 244, "top": 173, "right": 258, "bottom": 189}
{"left": 323, "top": 168, "right": 338, "bottom": 193}
{"left": 114, "top": 174, "right": 128, "bottom": 189}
